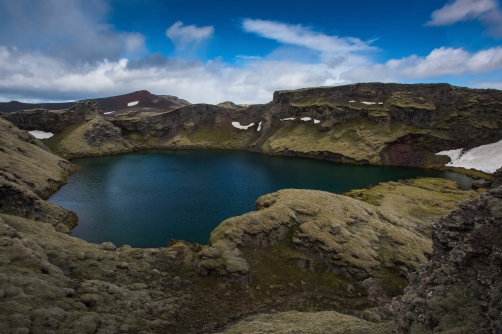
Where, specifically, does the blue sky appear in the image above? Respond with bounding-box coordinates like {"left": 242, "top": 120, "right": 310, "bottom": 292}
{"left": 1, "top": 0, "right": 502, "bottom": 104}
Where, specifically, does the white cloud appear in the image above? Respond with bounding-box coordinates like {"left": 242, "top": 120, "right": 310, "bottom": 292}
{"left": 2, "top": 42, "right": 502, "bottom": 106}
{"left": 166, "top": 21, "right": 214, "bottom": 50}
{"left": 341, "top": 46, "right": 502, "bottom": 82}
{"left": 427, "top": 0, "right": 502, "bottom": 37}
{"left": 0, "top": 0, "right": 146, "bottom": 62}
{"left": 242, "top": 19, "right": 377, "bottom": 60}
{"left": 474, "top": 80, "right": 502, "bottom": 89}
{"left": 427, "top": 0, "right": 496, "bottom": 25}
{"left": 0, "top": 44, "right": 355, "bottom": 104}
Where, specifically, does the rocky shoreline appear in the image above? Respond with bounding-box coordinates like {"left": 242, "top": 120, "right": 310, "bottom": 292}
{"left": 1, "top": 83, "right": 501, "bottom": 333}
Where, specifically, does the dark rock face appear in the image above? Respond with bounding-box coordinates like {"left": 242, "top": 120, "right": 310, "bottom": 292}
{"left": 4, "top": 83, "right": 502, "bottom": 170}
{"left": 392, "top": 168, "right": 502, "bottom": 333}
{"left": 110, "top": 83, "right": 502, "bottom": 168}
{"left": 273, "top": 83, "right": 502, "bottom": 165}
{"left": 84, "top": 116, "right": 124, "bottom": 147}
{"left": 1, "top": 100, "right": 101, "bottom": 133}
{"left": 0, "top": 177, "right": 77, "bottom": 231}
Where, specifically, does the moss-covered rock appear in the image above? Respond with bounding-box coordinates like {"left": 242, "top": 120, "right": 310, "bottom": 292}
{"left": 196, "top": 189, "right": 433, "bottom": 281}
{"left": 392, "top": 170, "right": 502, "bottom": 333}
{"left": 219, "top": 310, "right": 394, "bottom": 334}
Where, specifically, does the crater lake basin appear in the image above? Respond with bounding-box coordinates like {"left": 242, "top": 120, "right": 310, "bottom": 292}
{"left": 49, "top": 149, "right": 476, "bottom": 248}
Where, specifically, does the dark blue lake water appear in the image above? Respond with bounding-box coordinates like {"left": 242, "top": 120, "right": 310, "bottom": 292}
{"left": 49, "top": 149, "right": 474, "bottom": 248}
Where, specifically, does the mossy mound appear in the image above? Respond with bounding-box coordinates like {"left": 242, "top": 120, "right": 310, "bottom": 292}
{"left": 219, "top": 310, "right": 394, "bottom": 334}
{"left": 46, "top": 116, "right": 129, "bottom": 159}
{"left": 196, "top": 189, "right": 433, "bottom": 281}
{"left": 345, "top": 177, "right": 481, "bottom": 236}
{"left": 0, "top": 117, "right": 74, "bottom": 198}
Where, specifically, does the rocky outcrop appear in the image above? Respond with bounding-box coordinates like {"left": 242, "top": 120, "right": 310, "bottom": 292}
{"left": 392, "top": 168, "right": 502, "bottom": 333}
{"left": 0, "top": 117, "right": 78, "bottom": 231}
{"left": 217, "top": 101, "right": 245, "bottom": 110}
{"left": 0, "top": 117, "right": 75, "bottom": 197}
{"left": 195, "top": 189, "right": 436, "bottom": 280}
{"left": 4, "top": 83, "right": 501, "bottom": 172}
{"left": 0, "top": 214, "right": 196, "bottom": 334}
{"left": 83, "top": 116, "right": 124, "bottom": 147}
{"left": 1, "top": 100, "right": 101, "bottom": 134}
{"left": 0, "top": 177, "right": 77, "bottom": 231}
{"left": 44, "top": 115, "right": 129, "bottom": 159}
{"left": 108, "top": 83, "right": 502, "bottom": 169}
{"left": 220, "top": 310, "right": 394, "bottom": 334}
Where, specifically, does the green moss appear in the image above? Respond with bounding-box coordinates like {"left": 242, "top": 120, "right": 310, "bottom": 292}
{"left": 126, "top": 133, "right": 159, "bottom": 145}
{"left": 240, "top": 230, "right": 369, "bottom": 312}
{"left": 344, "top": 177, "right": 480, "bottom": 239}
{"left": 44, "top": 122, "right": 85, "bottom": 155}
{"left": 386, "top": 92, "right": 436, "bottom": 110}
{"left": 189, "top": 125, "right": 238, "bottom": 145}
{"left": 379, "top": 268, "right": 408, "bottom": 297}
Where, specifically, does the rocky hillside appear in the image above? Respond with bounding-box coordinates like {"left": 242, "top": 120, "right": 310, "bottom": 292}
{"left": 0, "top": 90, "right": 191, "bottom": 115}
{"left": 0, "top": 110, "right": 487, "bottom": 333}
{"left": 221, "top": 168, "right": 502, "bottom": 334}
{"left": 4, "top": 83, "right": 499, "bottom": 171}
{"left": 392, "top": 168, "right": 502, "bottom": 333}
{"left": 1, "top": 83, "right": 501, "bottom": 333}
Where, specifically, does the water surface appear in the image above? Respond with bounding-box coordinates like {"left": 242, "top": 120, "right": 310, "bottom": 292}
{"left": 49, "top": 149, "right": 474, "bottom": 247}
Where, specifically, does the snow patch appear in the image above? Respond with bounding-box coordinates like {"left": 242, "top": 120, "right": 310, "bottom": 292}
{"left": 314, "top": 119, "right": 320, "bottom": 124}
{"left": 349, "top": 100, "right": 356, "bottom": 103}
{"left": 127, "top": 101, "right": 139, "bottom": 107}
{"left": 104, "top": 111, "right": 116, "bottom": 115}
{"left": 280, "top": 118, "right": 296, "bottom": 121}
{"left": 257, "top": 121, "right": 262, "bottom": 131}
{"left": 378, "top": 102, "right": 384, "bottom": 105}
{"left": 28, "top": 130, "right": 54, "bottom": 139}
{"left": 232, "top": 121, "right": 255, "bottom": 130}
{"left": 300, "top": 117, "right": 312, "bottom": 121}
{"left": 436, "top": 139, "right": 502, "bottom": 174}
{"left": 361, "top": 101, "right": 376, "bottom": 105}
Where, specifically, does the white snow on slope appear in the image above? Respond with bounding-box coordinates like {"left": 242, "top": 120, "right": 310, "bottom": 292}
{"left": 349, "top": 100, "right": 356, "bottom": 103}
{"left": 28, "top": 130, "right": 54, "bottom": 139}
{"left": 127, "top": 101, "right": 139, "bottom": 107}
{"left": 280, "top": 118, "right": 295, "bottom": 121}
{"left": 232, "top": 121, "right": 255, "bottom": 130}
{"left": 104, "top": 111, "right": 116, "bottom": 115}
{"left": 257, "top": 121, "right": 262, "bottom": 131}
{"left": 314, "top": 119, "right": 320, "bottom": 124}
{"left": 436, "top": 139, "right": 502, "bottom": 174}
{"left": 300, "top": 117, "right": 311, "bottom": 121}
{"left": 361, "top": 101, "right": 376, "bottom": 105}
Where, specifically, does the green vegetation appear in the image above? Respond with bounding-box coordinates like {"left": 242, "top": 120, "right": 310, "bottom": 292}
{"left": 345, "top": 177, "right": 480, "bottom": 236}
{"left": 44, "top": 122, "right": 85, "bottom": 155}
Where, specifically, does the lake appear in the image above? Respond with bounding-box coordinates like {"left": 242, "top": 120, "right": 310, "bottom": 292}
{"left": 49, "top": 149, "right": 474, "bottom": 248}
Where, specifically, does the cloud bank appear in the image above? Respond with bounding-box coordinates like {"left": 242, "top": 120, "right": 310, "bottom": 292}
{"left": 342, "top": 46, "right": 502, "bottom": 82}
{"left": 0, "top": 1, "right": 502, "bottom": 105}
{"left": 0, "top": 0, "right": 145, "bottom": 63}
{"left": 427, "top": 0, "right": 502, "bottom": 37}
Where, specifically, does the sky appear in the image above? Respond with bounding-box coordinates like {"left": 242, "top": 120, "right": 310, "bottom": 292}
{"left": 1, "top": 0, "right": 502, "bottom": 104}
